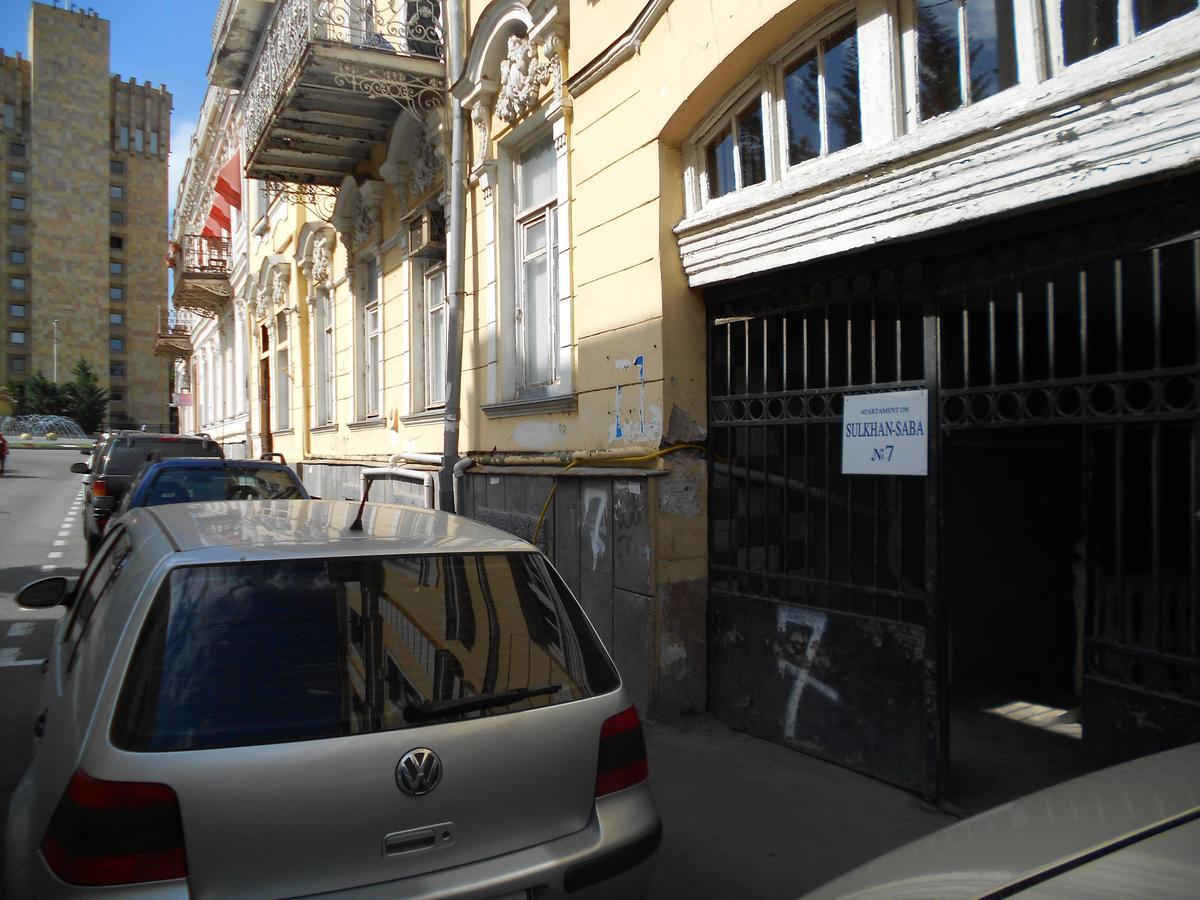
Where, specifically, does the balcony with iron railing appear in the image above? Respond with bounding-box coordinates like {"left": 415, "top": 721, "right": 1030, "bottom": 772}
{"left": 171, "top": 235, "right": 232, "bottom": 318}
{"left": 242, "top": 0, "right": 445, "bottom": 187}
{"left": 154, "top": 306, "right": 194, "bottom": 361}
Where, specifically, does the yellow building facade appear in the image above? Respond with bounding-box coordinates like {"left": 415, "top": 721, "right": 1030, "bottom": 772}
{"left": 183, "top": 0, "right": 1200, "bottom": 795}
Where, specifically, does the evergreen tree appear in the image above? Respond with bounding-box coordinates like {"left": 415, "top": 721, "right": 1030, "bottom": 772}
{"left": 21, "top": 371, "right": 68, "bottom": 417}
{"left": 63, "top": 358, "right": 109, "bottom": 435}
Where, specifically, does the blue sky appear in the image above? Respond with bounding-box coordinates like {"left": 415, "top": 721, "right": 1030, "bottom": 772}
{"left": 0, "top": 0, "right": 219, "bottom": 218}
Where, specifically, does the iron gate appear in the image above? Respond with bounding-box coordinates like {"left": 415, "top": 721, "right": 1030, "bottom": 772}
{"left": 707, "top": 176, "right": 1200, "bottom": 795}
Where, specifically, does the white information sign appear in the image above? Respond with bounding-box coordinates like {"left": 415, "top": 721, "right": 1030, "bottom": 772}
{"left": 841, "top": 389, "right": 929, "bottom": 476}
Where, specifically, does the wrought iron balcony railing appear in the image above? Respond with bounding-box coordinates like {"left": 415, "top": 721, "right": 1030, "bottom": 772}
{"left": 172, "top": 235, "right": 232, "bottom": 318}
{"left": 243, "top": 0, "right": 444, "bottom": 186}
{"left": 178, "top": 234, "right": 231, "bottom": 275}
{"left": 154, "top": 306, "right": 194, "bottom": 361}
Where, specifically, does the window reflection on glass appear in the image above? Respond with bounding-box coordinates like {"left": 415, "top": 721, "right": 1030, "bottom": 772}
{"left": 112, "top": 554, "right": 620, "bottom": 751}
{"left": 1060, "top": 0, "right": 1117, "bottom": 65}
{"left": 784, "top": 53, "right": 820, "bottom": 164}
{"left": 919, "top": 0, "right": 1017, "bottom": 119}
{"left": 1133, "top": 0, "right": 1196, "bottom": 32}
{"left": 706, "top": 126, "right": 736, "bottom": 198}
{"left": 736, "top": 101, "right": 767, "bottom": 187}
{"left": 824, "top": 25, "right": 862, "bottom": 153}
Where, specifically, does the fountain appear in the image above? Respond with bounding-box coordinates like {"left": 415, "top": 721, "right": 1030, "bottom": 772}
{"left": 0, "top": 414, "right": 88, "bottom": 438}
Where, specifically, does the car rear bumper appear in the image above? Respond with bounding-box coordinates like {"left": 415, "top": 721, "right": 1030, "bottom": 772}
{"left": 10, "top": 782, "right": 660, "bottom": 900}
{"left": 301, "top": 781, "right": 661, "bottom": 900}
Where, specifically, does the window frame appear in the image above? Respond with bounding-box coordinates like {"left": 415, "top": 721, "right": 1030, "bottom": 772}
{"left": 357, "top": 257, "right": 383, "bottom": 420}
{"left": 314, "top": 288, "right": 336, "bottom": 426}
{"left": 423, "top": 261, "right": 448, "bottom": 409}
{"left": 1042, "top": 0, "right": 1199, "bottom": 73}
{"left": 699, "top": 88, "right": 772, "bottom": 201}
{"left": 512, "top": 134, "right": 560, "bottom": 394}
{"left": 273, "top": 311, "right": 291, "bottom": 432}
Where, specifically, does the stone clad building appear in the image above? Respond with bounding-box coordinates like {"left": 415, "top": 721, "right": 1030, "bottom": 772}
{"left": 1, "top": 2, "right": 170, "bottom": 429}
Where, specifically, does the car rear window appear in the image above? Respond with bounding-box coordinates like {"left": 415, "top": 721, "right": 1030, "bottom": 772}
{"left": 112, "top": 554, "right": 619, "bottom": 751}
{"left": 106, "top": 438, "right": 221, "bottom": 473}
{"left": 147, "top": 467, "right": 304, "bottom": 503}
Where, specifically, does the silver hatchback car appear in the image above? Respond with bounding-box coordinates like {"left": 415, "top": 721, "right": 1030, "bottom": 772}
{"left": 6, "top": 500, "right": 660, "bottom": 898}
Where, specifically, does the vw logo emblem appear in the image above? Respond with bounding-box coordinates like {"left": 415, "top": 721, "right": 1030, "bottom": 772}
{"left": 396, "top": 748, "right": 443, "bottom": 797}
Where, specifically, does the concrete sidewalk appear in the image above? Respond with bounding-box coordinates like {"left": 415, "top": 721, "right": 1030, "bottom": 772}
{"left": 642, "top": 715, "right": 957, "bottom": 899}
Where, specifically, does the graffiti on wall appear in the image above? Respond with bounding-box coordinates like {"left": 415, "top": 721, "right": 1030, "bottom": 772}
{"left": 776, "top": 606, "right": 840, "bottom": 739}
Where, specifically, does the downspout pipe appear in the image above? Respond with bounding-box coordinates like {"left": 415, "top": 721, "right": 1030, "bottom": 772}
{"left": 439, "top": 0, "right": 468, "bottom": 513}
{"left": 361, "top": 466, "right": 436, "bottom": 510}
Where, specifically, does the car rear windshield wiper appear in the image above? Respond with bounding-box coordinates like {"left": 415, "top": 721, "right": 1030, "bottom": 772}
{"left": 404, "top": 683, "right": 562, "bottom": 723}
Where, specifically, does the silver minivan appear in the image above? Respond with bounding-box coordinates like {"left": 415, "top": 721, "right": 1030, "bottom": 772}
{"left": 6, "top": 500, "right": 660, "bottom": 898}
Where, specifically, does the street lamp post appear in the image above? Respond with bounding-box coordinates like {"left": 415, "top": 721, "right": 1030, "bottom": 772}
{"left": 52, "top": 319, "right": 60, "bottom": 382}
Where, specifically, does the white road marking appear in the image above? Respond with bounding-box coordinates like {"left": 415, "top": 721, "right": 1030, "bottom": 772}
{"left": 53, "top": 540, "right": 66, "bottom": 547}
{"left": 47, "top": 552, "right": 63, "bottom": 559}
{"left": 58, "top": 531, "right": 69, "bottom": 537}
{"left": 6, "top": 623, "right": 34, "bottom": 637}
{"left": 0, "top": 651, "right": 46, "bottom": 668}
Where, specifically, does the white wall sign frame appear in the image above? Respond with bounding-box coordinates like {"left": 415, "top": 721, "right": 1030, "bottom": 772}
{"left": 842, "top": 388, "right": 929, "bottom": 476}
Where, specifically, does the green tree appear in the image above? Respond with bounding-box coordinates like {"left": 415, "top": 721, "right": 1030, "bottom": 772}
{"left": 20, "top": 371, "right": 68, "bottom": 417}
{"left": 62, "top": 358, "right": 109, "bottom": 435}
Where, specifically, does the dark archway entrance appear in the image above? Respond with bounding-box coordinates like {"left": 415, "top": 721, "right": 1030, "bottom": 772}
{"left": 706, "top": 175, "right": 1200, "bottom": 802}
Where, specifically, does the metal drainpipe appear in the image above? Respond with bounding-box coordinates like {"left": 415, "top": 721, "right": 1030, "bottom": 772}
{"left": 439, "top": 0, "right": 468, "bottom": 513}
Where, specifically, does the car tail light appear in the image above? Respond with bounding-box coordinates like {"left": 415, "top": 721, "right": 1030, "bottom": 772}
{"left": 40, "top": 771, "right": 187, "bottom": 886}
{"left": 91, "top": 478, "right": 108, "bottom": 498}
{"left": 595, "top": 706, "right": 649, "bottom": 797}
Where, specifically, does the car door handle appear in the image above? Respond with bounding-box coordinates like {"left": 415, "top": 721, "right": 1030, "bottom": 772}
{"left": 34, "top": 709, "right": 46, "bottom": 738}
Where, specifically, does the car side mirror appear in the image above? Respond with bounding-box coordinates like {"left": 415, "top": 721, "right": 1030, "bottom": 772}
{"left": 70, "top": 462, "right": 89, "bottom": 474}
{"left": 94, "top": 496, "right": 116, "bottom": 513}
{"left": 16, "top": 577, "right": 72, "bottom": 609}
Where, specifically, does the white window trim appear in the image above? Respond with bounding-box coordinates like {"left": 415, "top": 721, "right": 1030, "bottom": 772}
{"left": 356, "top": 256, "right": 384, "bottom": 420}
{"left": 314, "top": 288, "right": 336, "bottom": 426}
{"left": 424, "top": 261, "right": 447, "bottom": 409}
{"left": 492, "top": 111, "right": 574, "bottom": 408}
{"left": 273, "top": 311, "right": 291, "bottom": 432}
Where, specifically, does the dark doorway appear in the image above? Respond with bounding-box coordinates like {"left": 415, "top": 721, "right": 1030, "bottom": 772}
{"left": 944, "top": 427, "right": 1087, "bottom": 813}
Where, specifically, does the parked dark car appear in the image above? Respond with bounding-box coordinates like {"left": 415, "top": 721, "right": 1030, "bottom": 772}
{"left": 70, "top": 431, "right": 222, "bottom": 556}
{"left": 114, "top": 456, "right": 309, "bottom": 517}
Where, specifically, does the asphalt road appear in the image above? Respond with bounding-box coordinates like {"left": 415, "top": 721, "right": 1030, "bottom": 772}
{"left": 0, "top": 447, "right": 88, "bottom": 891}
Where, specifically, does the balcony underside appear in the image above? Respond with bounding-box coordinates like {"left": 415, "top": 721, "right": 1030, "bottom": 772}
{"left": 173, "top": 275, "right": 231, "bottom": 318}
{"left": 154, "top": 334, "right": 193, "bottom": 361}
{"left": 247, "top": 45, "right": 443, "bottom": 187}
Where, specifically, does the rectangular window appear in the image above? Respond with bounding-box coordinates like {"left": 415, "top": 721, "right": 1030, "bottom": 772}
{"left": 110, "top": 236, "right": 124, "bottom": 250}
{"left": 10, "top": 330, "right": 26, "bottom": 344}
{"left": 133, "top": 129, "right": 144, "bottom": 153}
{"left": 110, "top": 184, "right": 124, "bottom": 200}
{"left": 110, "top": 159, "right": 125, "bottom": 175}
{"left": 150, "top": 131, "right": 159, "bottom": 155}
{"left": 109, "top": 286, "right": 125, "bottom": 301}
{"left": 119, "top": 125, "right": 129, "bottom": 149}
{"left": 917, "top": 0, "right": 1018, "bottom": 119}
{"left": 10, "top": 250, "right": 26, "bottom": 265}
{"left": 10, "top": 277, "right": 25, "bottom": 291}
{"left": 275, "top": 312, "right": 291, "bottom": 431}
{"left": 8, "top": 169, "right": 24, "bottom": 184}
{"left": 8, "top": 223, "right": 26, "bottom": 239}
{"left": 110, "top": 210, "right": 125, "bottom": 226}
{"left": 110, "top": 312, "right": 124, "bottom": 326}
{"left": 424, "top": 265, "right": 447, "bottom": 407}
{"left": 316, "top": 292, "right": 335, "bottom": 426}
{"left": 783, "top": 22, "right": 863, "bottom": 165}
{"left": 110, "top": 337, "right": 124, "bottom": 352}
{"left": 514, "top": 138, "right": 559, "bottom": 390}
{"left": 110, "top": 362, "right": 126, "bottom": 377}
{"left": 10, "top": 142, "right": 25, "bottom": 157}
{"left": 9, "top": 303, "right": 26, "bottom": 318}
{"left": 110, "top": 391, "right": 124, "bottom": 402}
{"left": 2, "top": 103, "right": 13, "bottom": 129}
{"left": 359, "top": 259, "right": 382, "bottom": 417}
{"left": 705, "top": 98, "right": 768, "bottom": 198}
{"left": 110, "top": 261, "right": 124, "bottom": 275}
{"left": 10, "top": 195, "right": 25, "bottom": 211}
{"left": 8, "top": 355, "right": 25, "bottom": 372}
